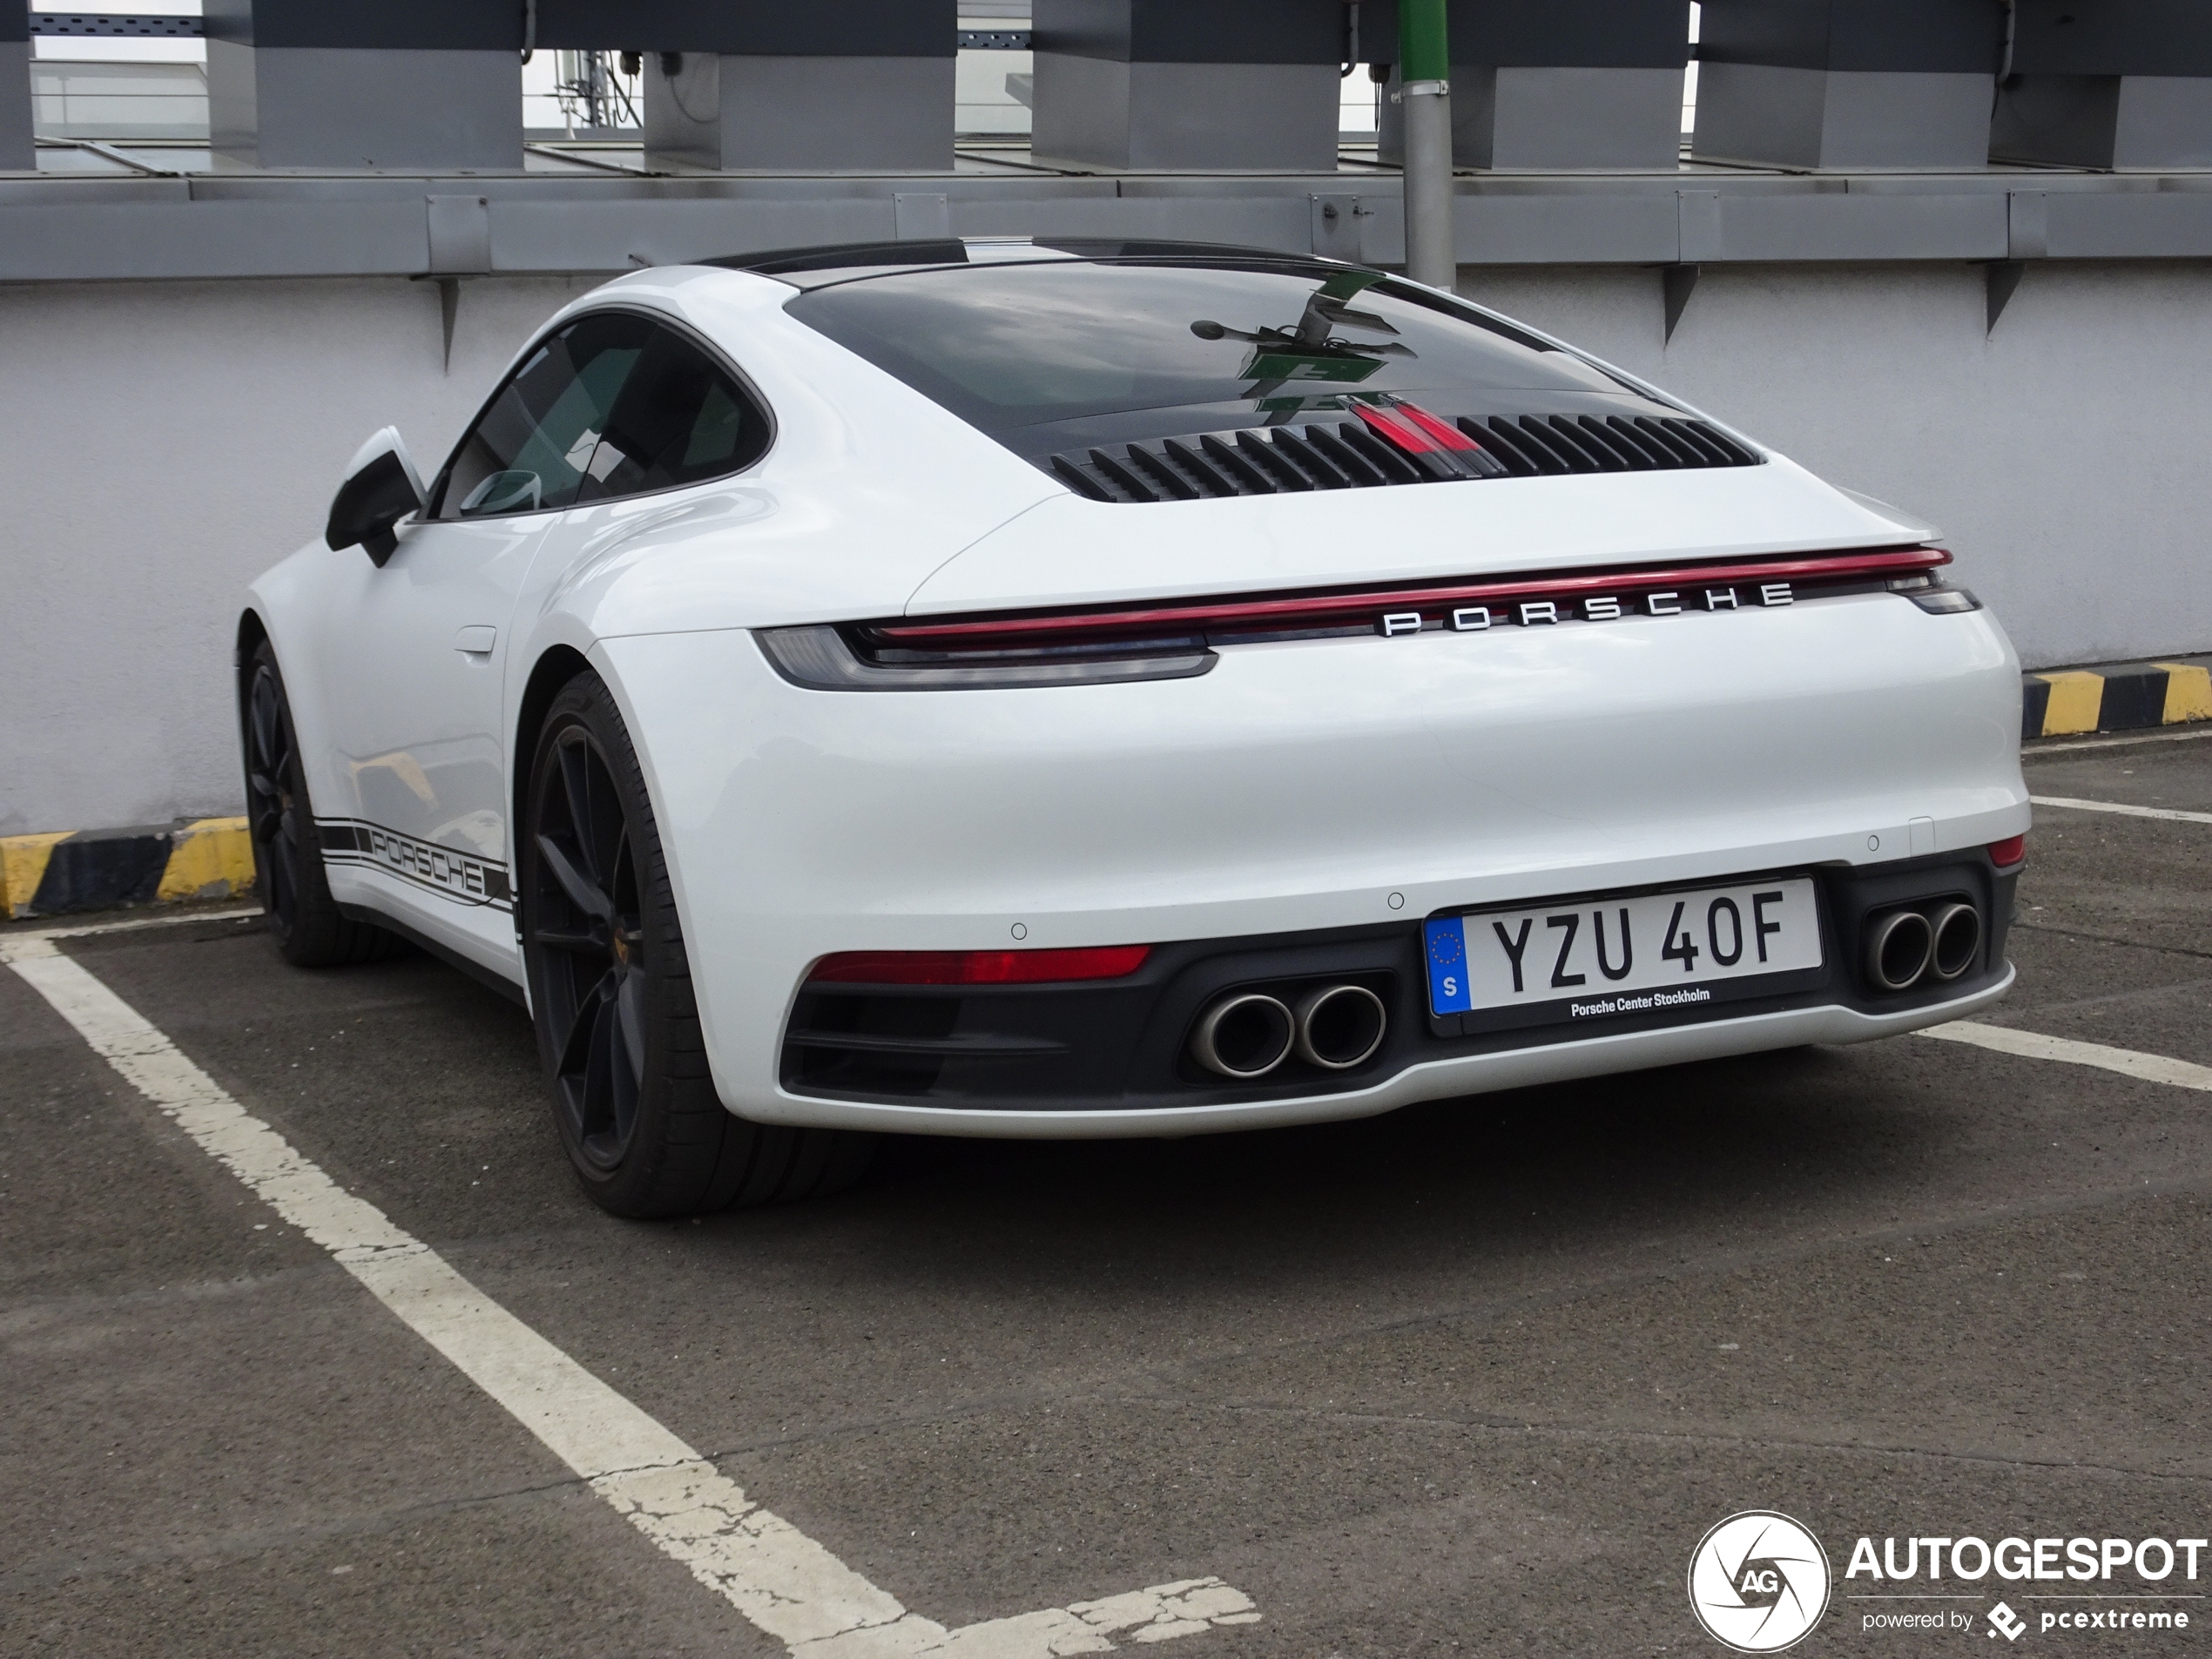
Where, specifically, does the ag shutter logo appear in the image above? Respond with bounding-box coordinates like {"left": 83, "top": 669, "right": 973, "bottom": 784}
{"left": 1689, "top": 1512, "right": 1832, "bottom": 1653}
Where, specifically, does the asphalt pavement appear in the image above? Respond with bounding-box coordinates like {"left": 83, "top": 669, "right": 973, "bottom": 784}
{"left": 5, "top": 731, "right": 2210, "bottom": 1657}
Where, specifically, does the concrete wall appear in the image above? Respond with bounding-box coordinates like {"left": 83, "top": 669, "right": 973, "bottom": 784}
{"left": 3, "top": 260, "right": 2209, "bottom": 835}
{"left": 0, "top": 275, "right": 590, "bottom": 837}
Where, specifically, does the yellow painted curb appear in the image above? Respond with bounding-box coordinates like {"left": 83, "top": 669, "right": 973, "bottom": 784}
{"left": 1, "top": 832, "right": 74, "bottom": 920}
{"left": 158, "top": 817, "right": 256, "bottom": 902}
{"left": 2155, "top": 662, "right": 2212, "bottom": 725}
{"left": 2036, "top": 670, "right": 2105, "bottom": 737}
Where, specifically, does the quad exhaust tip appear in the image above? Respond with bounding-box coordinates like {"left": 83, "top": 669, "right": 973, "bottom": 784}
{"left": 1190, "top": 982, "right": 1389, "bottom": 1079}
{"left": 1189, "top": 992, "right": 1296, "bottom": 1079}
{"left": 1865, "top": 908, "right": 1933, "bottom": 993}
{"left": 1865, "top": 900, "right": 1983, "bottom": 992}
{"left": 1293, "top": 983, "right": 1388, "bottom": 1070}
{"left": 1928, "top": 901, "right": 1981, "bottom": 981}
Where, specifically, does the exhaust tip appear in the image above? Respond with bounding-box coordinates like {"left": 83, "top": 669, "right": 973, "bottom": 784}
{"left": 1865, "top": 908, "right": 1933, "bottom": 992}
{"left": 1928, "top": 901, "right": 1981, "bottom": 981}
{"left": 1293, "top": 983, "right": 1388, "bottom": 1071}
{"left": 1190, "top": 992, "right": 1295, "bottom": 1079}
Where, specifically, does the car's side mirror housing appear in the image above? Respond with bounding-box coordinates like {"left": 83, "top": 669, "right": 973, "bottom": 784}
{"left": 325, "top": 428, "right": 428, "bottom": 566}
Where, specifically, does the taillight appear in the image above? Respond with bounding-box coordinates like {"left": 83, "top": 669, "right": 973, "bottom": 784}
{"left": 1987, "top": 834, "right": 2027, "bottom": 868}
{"left": 759, "top": 544, "right": 1956, "bottom": 693}
{"left": 808, "top": 946, "right": 1152, "bottom": 985}
{"left": 870, "top": 546, "right": 1952, "bottom": 651}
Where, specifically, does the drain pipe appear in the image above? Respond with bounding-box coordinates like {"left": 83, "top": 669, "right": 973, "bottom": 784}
{"left": 1397, "top": 0, "right": 1455, "bottom": 289}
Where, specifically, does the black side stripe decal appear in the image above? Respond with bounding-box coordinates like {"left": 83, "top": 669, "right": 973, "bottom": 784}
{"left": 317, "top": 819, "right": 512, "bottom": 907}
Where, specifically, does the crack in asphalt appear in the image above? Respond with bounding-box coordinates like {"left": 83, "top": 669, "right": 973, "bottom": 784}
{"left": 1095, "top": 1394, "right": 2212, "bottom": 1487}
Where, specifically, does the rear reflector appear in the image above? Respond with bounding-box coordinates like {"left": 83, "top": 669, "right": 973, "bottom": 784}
{"left": 1987, "top": 834, "right": 2027, "bottom": 868}
{"left": 808, "top": 946, "right": 1152, "bottom": 985}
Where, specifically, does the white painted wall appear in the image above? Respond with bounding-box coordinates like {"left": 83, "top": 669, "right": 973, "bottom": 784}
{"left": 0, "top": 275, "right": 590, "bottom": 836}
{"left": 2, "top": 260, "right": 2207, "bottom": 835}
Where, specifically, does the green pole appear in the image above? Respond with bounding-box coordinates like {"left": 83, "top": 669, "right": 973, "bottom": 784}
{"left": 1398, "top": 0, "right": 1449, "bottom": 84}
{"left": 1397, "top": 0, "right": 1455, "bottom": 287}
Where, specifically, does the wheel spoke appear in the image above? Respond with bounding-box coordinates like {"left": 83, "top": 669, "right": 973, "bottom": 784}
{"left": 616, "top": 972, "right": 646, "bottom": 1087}
{"left": 251, "top": 676, "right": 280, "bottom": 770}
{"left": 610, "top": 828, "right": 640, "bottom": 936}
{"left": 532, "top": 927, "right": 604, "bottom": 955}
{"left": 556, "top": 965, "right": 613, "bottom": 1081}
{"left": 536, "top": 833, "right": 611, "bottom": 923}
{"left": 581, "top": 989, "right": 618, "bottom": 1141}
{"left": 606, "top": 996, "right": 640, "bottom": 1150}
{"left": 556, "top": 738, "right": 598, "bottom": 885}
{"left": 588, "top": 797, "right": 625, "bottom": 902}
{"left": 260, "top": 685, "right": 293, "bottom": 781}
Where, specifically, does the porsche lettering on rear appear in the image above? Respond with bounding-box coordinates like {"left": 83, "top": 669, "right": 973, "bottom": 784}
{"left": 1378, "top": 581, "right": 1799, "bottom": 636}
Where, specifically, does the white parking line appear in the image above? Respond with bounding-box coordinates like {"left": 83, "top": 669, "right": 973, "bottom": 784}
{"left": 2031, "top": 795, "right": 2212, "bottom": 826}
{"left": 0, "top": 933, "right": 1259, "bottom": 1657}
{"left": 1, "top": 903, "right": 260, "bottom": 939}
{"left": 2026, "top": 725, "right": 2212, "bottom": 756}
{"left": 1919, "top": 1020, "right": 2212, "bottom": 1092}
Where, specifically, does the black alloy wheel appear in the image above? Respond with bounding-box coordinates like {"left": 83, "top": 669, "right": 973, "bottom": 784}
{"left": 241, "top": 637, "right": 401, "bottom": 967}
{"left": 520, "top": 672, "right": 873, "bottom": 1217}
{"left": 527, "top": 713, "right": 651, "bottom": 1174}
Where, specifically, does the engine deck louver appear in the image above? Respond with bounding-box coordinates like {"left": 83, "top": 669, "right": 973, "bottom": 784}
{"left": 1048, "top": 412, "right": 1761, "bottom": 503}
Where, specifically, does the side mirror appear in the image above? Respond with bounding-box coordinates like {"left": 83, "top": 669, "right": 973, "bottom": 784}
{"left": 325, "top": 428, "right": 428, "bottom": 565}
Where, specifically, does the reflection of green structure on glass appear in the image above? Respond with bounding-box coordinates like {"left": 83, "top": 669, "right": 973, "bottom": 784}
{"left": 1192, "top": 269, "right": 1413, "bottom": 407}
{"left": 1239, "top": 351, "right": 1385, "bottom": 386}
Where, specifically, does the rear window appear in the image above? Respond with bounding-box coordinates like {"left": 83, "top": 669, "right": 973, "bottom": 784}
{"left": 784, "top": 260, "right": 1645, "bottom": 460}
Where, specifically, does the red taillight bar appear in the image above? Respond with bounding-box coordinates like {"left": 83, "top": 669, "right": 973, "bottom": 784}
{"left": 1987, "top": 834, "right": 2026, "bottom": 868}
{"left": 808, "top": 946, "right": 1152, "bottom": 986}
{"left": 877, "top": 546, "right": 1952, "bottom": 647}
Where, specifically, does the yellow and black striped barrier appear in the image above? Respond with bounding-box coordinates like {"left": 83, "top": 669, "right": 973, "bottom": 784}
{"left": 2023, "top": 658, "right": 2212, "bottom": 740}
{"left": 0, "top": 818, "right": 254, "bottom": 921}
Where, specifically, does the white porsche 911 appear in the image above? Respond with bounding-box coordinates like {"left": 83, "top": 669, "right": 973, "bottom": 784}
{"left": 239, "top": 237, "right": 2029, "bottom": 1217}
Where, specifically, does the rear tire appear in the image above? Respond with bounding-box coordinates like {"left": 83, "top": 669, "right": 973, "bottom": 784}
{"left": 241, "top": 639, "right": 404, "bottom": 968}
{"left": 519, "top": 671, "right": 873, "bottom": 1217}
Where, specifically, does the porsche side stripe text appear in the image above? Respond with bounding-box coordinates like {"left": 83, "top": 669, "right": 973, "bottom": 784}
{"left": 316, "top": 819, "right": 513, "bottom": 908}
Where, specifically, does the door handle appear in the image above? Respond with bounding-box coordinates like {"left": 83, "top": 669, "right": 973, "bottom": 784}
{"left": 454, "top": 625, "right": 497, "bottom": 656}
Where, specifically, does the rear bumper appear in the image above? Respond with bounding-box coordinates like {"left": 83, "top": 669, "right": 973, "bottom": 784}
{"left": 597, "top": 588, "right": 2027, "bottom": 1131}
{"left": 774, "top": 849, "right": 2017, "bottom": 1130}
{"left": 752, "top": 966, "right": 2017, "bottom": 1138}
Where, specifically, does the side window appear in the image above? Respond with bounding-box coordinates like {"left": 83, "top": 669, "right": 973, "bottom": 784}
{"left": 437, "top": 315, "right": 771, "bottom": 518}
{"left": 572, "top": 325, "right": 772, "bottom": 503}
{"left": 436, "top": 312, "right": 656, "bottom": 518}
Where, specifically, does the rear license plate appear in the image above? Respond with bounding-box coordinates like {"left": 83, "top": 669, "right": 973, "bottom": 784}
{"left": 1423, "top": 876, "right": 1824, "bottom": 1030}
